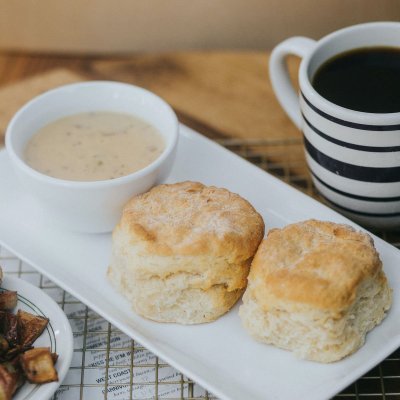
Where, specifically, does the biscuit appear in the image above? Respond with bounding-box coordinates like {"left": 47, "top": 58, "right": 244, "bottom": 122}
{"left": 108, "top": 181, "right": 264, "bottom": 324}
{"left": 239, "top": 219, "right": 392, "bottom": 362}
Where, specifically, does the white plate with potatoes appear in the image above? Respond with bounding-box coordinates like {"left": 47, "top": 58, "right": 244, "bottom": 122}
{"left": 0, "top": 125, "right": 399, "bottom": 400}
{"left": 0, "top": 275, "right": 73, "bottom": 400}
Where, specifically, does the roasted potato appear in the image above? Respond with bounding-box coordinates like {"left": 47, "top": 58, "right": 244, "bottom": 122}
{"left": 0, "top": 337, "right": 9, "bottom": 356}
{"left": 3, "top": 315, "right": 17, "bottom": 348}
{"left": 0, "top": 293, "right": 17, "bottom": 312}
{"left": 20, "top": 348, "right": 58, "bottom": 384}
{"left": 0, "top": 364, "right": 18, "bottom": 400}
{"left": 16, "top": 311, "right": 48, "bottom": 348}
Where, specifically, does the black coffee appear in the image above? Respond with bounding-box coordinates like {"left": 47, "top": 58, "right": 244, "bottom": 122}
{"left": 312, "top": 47, "right": 400, "bottom": 113}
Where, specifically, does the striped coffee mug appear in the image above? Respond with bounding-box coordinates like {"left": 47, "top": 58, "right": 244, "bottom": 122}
{"left": 269, "top": 22, "right": 400, "bottom": 229}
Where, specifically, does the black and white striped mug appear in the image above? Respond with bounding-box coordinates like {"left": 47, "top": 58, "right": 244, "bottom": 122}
{"left": 269, "top": 22, "right": 400, "bottom": 229}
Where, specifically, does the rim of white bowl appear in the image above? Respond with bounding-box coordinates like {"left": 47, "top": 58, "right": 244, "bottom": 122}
{"left": 5, "top": 81, "right": 179, "bottom": 188}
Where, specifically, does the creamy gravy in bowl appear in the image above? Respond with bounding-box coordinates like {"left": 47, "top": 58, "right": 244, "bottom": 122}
{"left": 25, "top": 111, "right": 164, "bottom": 182}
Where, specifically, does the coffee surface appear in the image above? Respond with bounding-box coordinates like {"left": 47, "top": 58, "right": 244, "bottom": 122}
{"left": 312, "top": 47, "right": 400, "bottom": 113}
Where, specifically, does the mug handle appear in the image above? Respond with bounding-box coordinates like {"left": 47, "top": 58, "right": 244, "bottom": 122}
{"left": 269, "top": 37, "right": 317, "bottom": 129}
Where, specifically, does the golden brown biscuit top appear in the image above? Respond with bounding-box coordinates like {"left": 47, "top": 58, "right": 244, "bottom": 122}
{"left": 249, "top": 219, "right": 382, "bottom": 312}
{"left": 118, "top": 181, "right": 265, "bottom": 259}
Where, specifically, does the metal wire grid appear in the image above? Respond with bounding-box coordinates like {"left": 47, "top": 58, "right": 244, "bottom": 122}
{"left": 0, "top": 250, "right": 215, "bottom": 400}
{"left": 0, "top": 136, "right": 398, "bottom": 400}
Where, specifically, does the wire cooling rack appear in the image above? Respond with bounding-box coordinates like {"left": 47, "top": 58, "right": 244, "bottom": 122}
{"left": 0, "top": 136, "right": 399, "bottom": 400}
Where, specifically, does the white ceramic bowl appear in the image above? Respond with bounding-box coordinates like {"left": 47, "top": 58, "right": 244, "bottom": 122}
{"left": 5, "top": 81, "right": 179, "bottom": 233}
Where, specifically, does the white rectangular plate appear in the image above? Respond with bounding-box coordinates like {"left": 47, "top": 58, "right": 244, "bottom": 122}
{"left": 0, "top": 125, "right": 399, "bottom": 400}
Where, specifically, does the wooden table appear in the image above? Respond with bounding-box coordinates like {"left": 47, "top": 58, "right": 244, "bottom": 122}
{"left": 0, "top": 51, "right": 398, "bottom": 400}
{"left": 0, "top": 51, "right": 301, "bottom": 144}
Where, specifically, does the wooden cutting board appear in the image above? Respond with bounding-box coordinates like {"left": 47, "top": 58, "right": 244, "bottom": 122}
{"left": 0, "top": 51, "right": 302, "bottom": 148}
